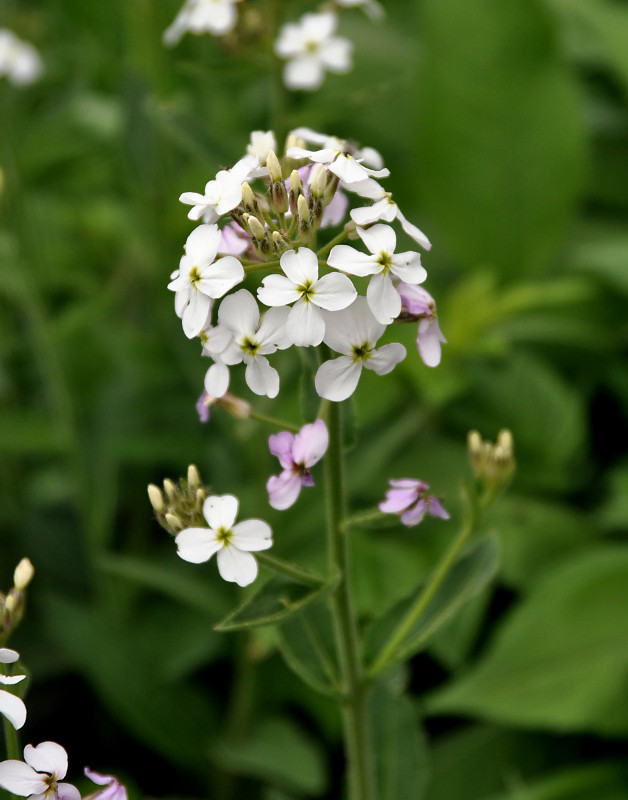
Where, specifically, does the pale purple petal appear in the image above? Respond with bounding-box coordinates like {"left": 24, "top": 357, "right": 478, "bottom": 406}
{"left": 427, "top": 497, "right": 450, "bottom": 520}
{"left": 321, "top": 190, "right": 348, "bottom": 228}
{"left": 397, "top": 283, "right": 434, "bottom": 316}
{"left": 269, "top": 431, "right": 296, "bottom": 468}
{"left": 379, "top": 488, "right": 418, "bottom": 514}
{"left": 204, "top": 494, "right": 239, "bottom": 530}
{"left": 196, "top": 391, "right": 211, "bottom": 423}
{"left": 84, "top": 769, "right": 112, "bottom": 787}
{"left": 216, "top": 547, "right": 258, "bottom": 587}
{"left": 175, "top": 528, "right": 222, "bottom": 564}
{"left": 219, "top": 223, "right": 250, "bottom": 256}
{"left": 57, "top": 783, "right": 81, "bottom": 800}
{"left": 230, "top": 519, "right": 273, "bottom": 552}
{"left": 417, "top": 318, "right": 446, "bottom": 368}
{"left": 267, "top": 471, "right": 303, "bottom": 510}
{"left": 401, "top": 501, "right": 427, "bottom": 527}
{"left": 292, "top": 419, "right": 329, "bottom": 467}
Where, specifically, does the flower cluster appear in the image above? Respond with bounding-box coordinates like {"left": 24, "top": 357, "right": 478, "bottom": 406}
{"left": 0, "top": 29, "right": 43, "bottom": 86}
{"left": 379, "top": 478, "right": 450, "bottom": 527}
{"left": 168, "top": 126, "right": 445, "bottom": 411}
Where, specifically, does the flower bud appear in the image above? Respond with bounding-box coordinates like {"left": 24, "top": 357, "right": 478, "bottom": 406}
{"left": 248, "top": 215, "right": 266, "bottom": 241}
{"left": 147, "top": 484, "right": 165, "bottom": 513}
{"left": 241, "top": 182, "right": 256, "bottom": 211}
{"left": 467, "top": 429, "right": 515, "bottom": 501}
{"left": 163, "top": 479, "right": 178, "bottom": 504}
{"left": 310, "top": 164, "right": 326, "bottom": 199}
{"left": 297, "top": 194, "right": 312, "bottom": 243}
{"left": 165, "top": 513, "right": 183, "bottom": 533}
{"left": 216, "top": 392, "right": 252, "bottom": 419}
{"left": 289, "top": 169, "right": 303, "bottom": 216}
{"left": 13, "top": 559, "right": 34, "bottom": 592}
{"left": 4, "top": 595, "right": 16, "bottom": 615}
{"left": 266, "top": 150, "right": 283, "bottom": 183}
{"left": 187, "top": 464, "right": 201, "bottom": 489}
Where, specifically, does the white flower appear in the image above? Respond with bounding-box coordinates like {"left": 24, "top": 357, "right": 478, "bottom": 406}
{"left": 315, "top": 297, "right": 406, "bottom": 401}
{"left": 335, "top": 0, "right": 383, "bottom": 19}
{"left": 0, "top": 30, "right": 43, "bottom": 86}
{"left": 167, "top": 224, "right": 244, "bottom": 338}
{"left": 274, "top": 12, "right": 353, "bottom": 91}
{"left": 163, "top": 0, "right": 242, "bottom": 45}
{"left": 176, "top": 494, "right": 272, "bottom": 587}
{"left": 0, "top": 649, "right": 26, "bottom": 731}
{"left": 350, "top": 182, "right": 431, "bottom": 250}
{"left": 289, "top": 128, "right": 384, "bottom": 172}
{"left": 328, "top": 224, "right": 427, "bottom": 324}
{"left": 179, "top": 155, "right": 259, "bottom": 223}
{"left": 246, "top": 131, "right": 277, "bottom": 166}
{"left": 257, "top": 248, "right": 357, "bottom": 346}
{"left": 287, "top": 143, "right": 388, "bottom": 186}
{"left": 0, "top": 742, "right": 80, "bottom": 800}
{"left": 218, "top": 289, "right": 290, "bottom": 398}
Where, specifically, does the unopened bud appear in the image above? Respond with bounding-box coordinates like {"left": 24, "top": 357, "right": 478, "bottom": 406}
{"left": 13, "top": 558, "right": 34, "bottom": 592}
{"left": 272, "top": 230, "right": 288, "bottom": 253}
{"left": 187, "top": 464, "right": 201, "bottom": 489}
{"left": 345, "top": 219, "right": 359, "bottom": 239}
{"left": 241, "top": 182, "right": 256, "bottom": 210}
{"left": 147, "top": 484, "right": 165, "bottom": 513}
{"left": 163, "top": 479, "right": 178, "bottom": 504}
{"left": 4, "top": 595, "right": 16, "bottom": 615}
{"left": 497, "top": 429, "right": 513, "bottom": 455}
{"left": 266, "top": 151, "right": 283, "bottom": 183}
{"left": 467, "top": 428, "right": 515, "bottom": 499}
{"left": 297, "top": 194, "right": 310, "bottom": 224}
{"left": 285, "top": 133, "right": 305, "bottom": 152}
{"left": 165, "top": 513, "right": 183, "bottom": 533}
{"left": 289, "top": 169, "right": 303, "bottom": 215}
{"left": 195, "top": 488, "right": 207, "bottom": 511}
{"left": 217, "top": 392, "right": 252, "bottom": 419}
{"left": 310, "top": 164, "right": 326, "bottom": 198}
{"left": 248, "top": 215, "right": 266, "bottom": 241}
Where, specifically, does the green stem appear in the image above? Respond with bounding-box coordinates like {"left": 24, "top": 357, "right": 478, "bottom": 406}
{"left": 368, "top": 519, "right": 474, "bottom": 677}
{"left": 325, "top": 402, "right": 375, "bottom": 800}
{"left": 3, "top": 716, "right": 19, "bottom": 761}
{"left": 256, "top": 552, "right": 325, "bottom": 587}
{"left": 248, "top": 410, "right": 300, "bottom": 432}
{"left": 244, "top": 260, "right": 282, "bottom": 273}
{"left": 343, "top": 508, "right": 389, "bottom": 530}
{"left": 317, "top": 229, "right": 349, "bottom": 260}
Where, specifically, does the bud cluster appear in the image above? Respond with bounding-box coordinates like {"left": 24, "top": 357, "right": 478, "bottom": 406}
{"left": 147, "top": 465, "right": 208, "bottom": 536}
{"left": 1, "top": 558, "right": 34, "bottom": 643}
{"left": 468, "top": 429, "right": 515, "bottom": 498}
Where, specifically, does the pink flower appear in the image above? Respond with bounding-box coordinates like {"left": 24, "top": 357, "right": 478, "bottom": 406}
{"left": 267, "top": 419, "right": 329, "bottom": 509}
{"left": 396, "top": 283, "right": 446, "bottom": 367}
{"left": 84, "top": 769, "right": 127, "bottom": 800}
{"left": 379, "top": 478, "right": 450, "bottom": 527}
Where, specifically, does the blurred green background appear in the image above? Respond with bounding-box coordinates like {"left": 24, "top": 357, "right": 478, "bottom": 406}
{"left": 1, "top": 0, "right": 628, "bottom": 798}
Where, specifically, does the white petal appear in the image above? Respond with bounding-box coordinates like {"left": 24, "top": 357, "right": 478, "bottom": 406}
{"left": 315, "top": 357, "right": 362, "bottom": 401}
{"left": 204, "top": 494, "right": 239, "bottom": 530}
{"left": 184, "top": 224, "right": 221, "bottom": 264}
{"left": 230, "top": 519, "right": 273, "bottom": 552}
{"left": 417, "top": 318, "right": 445, "bottom": 367}
{"left": 367, "top": 272, "right": 402, "bottom": 324}
{"left": 319, "top": 37, "right": 353, "bottom": 73}
{"left": 398, "top": 210, "right": 432, "bottom": 251}
{"left": 24, "top": 742, "right": 69, "bottom": 779}
{"left": 302, "top": 11, "right": 337, "bottom": 40}
{"left": 322, "top": 296, "right": 385, "bottom": 352}
{"left": 288, "top": 301, "right": 325, "bottom": 347}
{"left": 245, "top": 357, "right": 280, "bottom": 398}
{"left": 312, "top": 272, "right": 357, "bottom": 310}
{"left": 175, "top": 528, "right": 222, "bottom": 564}
{"left": 280, "top": 248, "right": 319, "bottom": 286}
{"left": 257, "top": 307, "right": 291, "bottom": 349}
{"left": 328, "top": 244, "right": 378, "bottom": 277}
{"left": 284, "top": 57, "right": 325, "bottom": 91}
{"left": 390, "top": 252, "right": 426, "bottom": 284}
{"left": 0, "top": 760, "right": 44, "bottom": 795}
{"left": 0, "top": 649, "right": 19, "bottom": 664}
{"left": 218, "top": 289, "right": 259, "bottom": 337}
{"left": 0, "top": 675, "right": 25, "bottom": 685}
{"left": 204, "top": 362, "right": 230, "bottom": 398}
{"left": 197, "top": 256, "right": 244, "bottom": 299}
{"left": 0, "top": 691, "right": 26, "bottom": 730}
{"left": 357, "top": 223, "right": 396, "bottom": 256}
{"left": 366, "top": 343, "right": 407, "bottom": 375}
{"left": 216, "top": 547, "right": 258, "bottom": 587}
{"left": 257, "top": 274, "right": 301, "bottom": 308}
{"left": 182, "top": 292, "right": 212, "bottom": 339}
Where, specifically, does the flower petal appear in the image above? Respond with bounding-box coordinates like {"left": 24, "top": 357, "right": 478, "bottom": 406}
{"left": 357, "top": 223, "right": 396, "bottom": 256}
{"left": 366, "top": 272, "right": 401, "bottom": 324}
{"left": 218, "top": 289, "right": 259, "bottom": 338}
{"left": 245, "top": 357, "right": 280, "bottom": 398}
{"left": 204, "top": 494, "right": 239, "bottom": 530}
{"left": 280, "top": 248, "right": 319, "bottom": 286}
{"left": 284, "top": 57, "right": 325, "bottom": 91}
{"left": 366, "top": 343, "right": 406, "bottom": 375}
{"left": 0, "top": 675, "right": 26, "bottom": 686}
{"left": 292, "top": 419, "right": 329, "bottom": 467}
{"left": 266, "top": 472, "right": 303, "bottom": 510}
{"left": 0, "top": 649, "right": 19, "bottom": 664}
{"left": 184, "top": 224, "right": 221, "bottom": 265}
{"left": 0, "top": 760, "right": 44, "bottom": 796}
{"left": 312, "top": 272, "right": 357, "bottom": 311}
{"left": 216, "top": 547, "right": 259, "bottom": 587}
{"left": 197, "top": 256, "right": 245, "bottom": 299}
{"left": 287, "top": 300, "right": 325, "bottom": 347}
{"left": 231, "top": 519, "right": 273, "bottom": 552}
{"left": 204, "top": 362, "right": 230, "bottom": 398}
{"left": 175, "top": 528, "right": 222, "bottom": 564}
{"left": 57, "top": 784, "right": 82, "bottom": 800}
{"left": 328, "top": 244, "right": 378, "bottom": 277}
{"left": 0, "top": 691, "right": 27, "bottom": 730}
{"left": 24, "top": 742, "right": 68, "bottom": 779}
{"left": 257, "top": 274, "right": 302, "bottom": 308}
{"left": 315, "top": 356, "right": 362, "bottom": 401}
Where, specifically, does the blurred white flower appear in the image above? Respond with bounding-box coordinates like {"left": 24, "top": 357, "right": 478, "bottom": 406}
{"left": 275, "top": 12, "right": 352, "bottom": 91}
{"left": 176, "top": 494, "right": 272, "bottom": 587}
{"left": 0, "top": 30, "right": 43, "bottom": 86}
{"left": 0, "top": 649, "right": 26, "bottom": 731}
{"left": 0, "top": 742, "right": 80, "bottom": 800}
{"left": 179, "top": 155, "right": 259, "bottom": 224}
{"left": 335, "top": 0, "right": 383, "bottom": 19}
{"left": 246, "top": 131, "right": 277, "bottom": 166}
{"left": 163, "top": 0, "right": 242, "bottom": 45}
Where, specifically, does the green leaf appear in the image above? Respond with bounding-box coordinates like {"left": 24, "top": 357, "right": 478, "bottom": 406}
{"left": 485, "top": 763, "right": 628, "bottom": 800}
{"left": 276, "top": 599, "right": 339, "bottom": 695}
{"left": 417, "top": 0, "right": 586, "bottom": 275}
{"left": 369, "top": 682, "right": 429, "bottom": 800}
{"left": 427, "top": 546, "right": 628, "bottom": 735}
{"left": 214, "top": 573, "right": 338, "bottom": 631}
{"left": 212, "top": 717, "right": 327, "bottom": 796}
{"left": 46, "top": 595, "right": 216, "bottom": 771}
{"left": 365, "top": 535, "right": 499, "bottom": 673}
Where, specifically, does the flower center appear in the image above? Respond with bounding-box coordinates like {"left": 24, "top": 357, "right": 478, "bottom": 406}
{"left": 377, "top": 252, "right": 392, "bottom": 273}
{"left": 240, "top": 336, "right": 260, "bottom": 356}
{"left": 189, "top": 265, "right": 202, "bottom": 288}
{"left": 297, "top": 280, "right": 315, "bottom": 301}
{"left": 216, "top": 527, "right": 232, "bottom": 545}
{"left": 304, "top": 40, "right": 320, "bottom": 54}
{"left": 352, "top": 342, "right": 372, "bottom": 363}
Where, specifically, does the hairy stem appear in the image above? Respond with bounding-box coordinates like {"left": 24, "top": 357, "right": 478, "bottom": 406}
{"left": 325, "top": 401, "right": 375, "bottom": 800}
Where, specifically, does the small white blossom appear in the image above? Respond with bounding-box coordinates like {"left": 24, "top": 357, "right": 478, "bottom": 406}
{"left": 167, "top": 224, "right": 244, "bottom": 338}
{"left": 179, "top": 155, "right": 259, "bottom": 223}
{"left": 0, "top": 649, "right": 26, "bottom": 731}
{"left": 315, "top": 297, "right": 406, "bottom": 401}
{"left": 0, "top": 30, "right": 43, "bottom": 86}
{"left": 257, "top": 248, "right": 357, "bottom": 346}
{"left": 176, "top": 494, "right": 272, "bottom": 587}
{"left": 0, "top": 742, "right": 80, "bottom": 800}
{"left": 335, "top": 0, "right": 384, "bottom": 19}
{"left": 218, "top": 289, "right": 291, "bottom": 398}
{"left": 287, "top": 143, "right": 388, "bottom": 186}
{"left": 246, "top": 131, "right": 277, "bottom": 166}
{"left": 349, "top": 180, "right": 432, "bottom": 250}
{"left": 289, "top": 128, "right": 384, "bottom": 171}
{"left": 328, "top": 224, "right": 427, "bottom": 324}
{"left": 275, "top": 12, "right": 353, "bottom": 91}
{"left": 164, "top": 0, "right": 242, "bottom": 45}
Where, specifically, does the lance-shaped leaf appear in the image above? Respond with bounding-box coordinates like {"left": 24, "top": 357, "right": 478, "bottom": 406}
{"left": 365, "top": 535, "right": 499, "bottom": 675}
{"left": 215, "top": 572, "right": 339, "bottom": 631}
{"left": 276, "top": 599, "right": 340, "bottom": 695}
